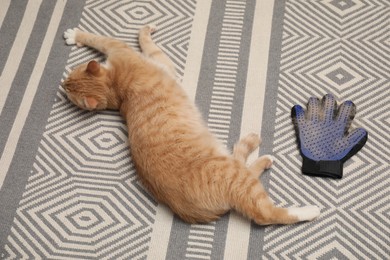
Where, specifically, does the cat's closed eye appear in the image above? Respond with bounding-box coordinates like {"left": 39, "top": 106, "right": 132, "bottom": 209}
{"left": 63, "top": 81, "right": 73, "bottom": 93}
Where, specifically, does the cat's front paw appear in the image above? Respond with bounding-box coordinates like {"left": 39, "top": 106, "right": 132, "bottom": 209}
{"left": 64, "top": 28, "right": 80, "bottom": 46}
{"left": 246, "top": 133, "right": 261, "bottom": 149}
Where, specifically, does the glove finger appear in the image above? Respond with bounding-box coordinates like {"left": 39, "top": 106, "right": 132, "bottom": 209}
{"left": 307, "top": 97, "right": 320, "bottom": 121}
{"left": 291, "top": 105, "right": 306, "bottom": 127}
{"left": 337, "top": 100, "right": 356, "bottom": 133}
{"left": 321, "top": 93, "right": 337, "bottom": 122}
{"left": 346, "top": 128, "right": 367, "bottom": 145}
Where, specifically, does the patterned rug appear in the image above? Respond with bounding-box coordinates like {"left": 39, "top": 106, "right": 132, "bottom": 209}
{"left": 0, "top": 0, "right": 388, "bottom": 259}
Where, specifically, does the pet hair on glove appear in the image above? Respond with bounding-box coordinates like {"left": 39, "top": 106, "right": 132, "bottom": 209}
{"left": 291, "top": 94, "right": 368, "bottom": 179}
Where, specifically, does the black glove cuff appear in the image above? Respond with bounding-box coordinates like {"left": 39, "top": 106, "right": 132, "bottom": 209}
{"left": 302, "top": 156, "right": 343, "bottom": 179}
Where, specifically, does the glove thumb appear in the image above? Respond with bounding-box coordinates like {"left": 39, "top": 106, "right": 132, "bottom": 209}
{"left": 343, "top": 128, "right": 368, "bottom": 162}
{"left": 291, "top": 105, "right": 305, "bottom": 126}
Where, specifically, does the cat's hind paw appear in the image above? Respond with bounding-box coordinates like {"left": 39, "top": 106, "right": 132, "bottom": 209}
{"left": 288, "top": 206, "right": 320, "bottom": 222}
{"left": 261, "top": 155, "right": 273, "bottom": 169}
{"left": 64, "top": 28, "right": 80, "bottom": 46}
{"left": 146, "top": 24, "right": 157, "bottom": 33}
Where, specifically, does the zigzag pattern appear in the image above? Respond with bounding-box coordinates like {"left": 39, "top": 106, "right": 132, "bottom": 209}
{"left": 80, "top": 0, "right": 196, "bottom": 78}
{"left": 264, "top": 0, "right": 389, "bottom": 258}
{"left": 3, "top": 0, "right": 196, "bottom": 258}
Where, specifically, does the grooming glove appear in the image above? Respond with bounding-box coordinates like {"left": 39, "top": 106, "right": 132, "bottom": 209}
{"left": 291, "top": 94, "right": 367, "bottom": 179}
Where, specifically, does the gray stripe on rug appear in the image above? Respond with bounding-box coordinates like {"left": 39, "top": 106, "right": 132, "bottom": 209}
{"left": 0, "top": 0, "right": 28, "bottom": 72}
{"left": 247, "top": 0, "right": 287, "bottom": 258}
{"left": 166, "top": 0, "right": 257, "bottom": 259}
{"left": 0, "top": 0, "right": 56, "bottom": 156}
{"left": 0, "top": 0, "right": 85, "bottom": 252}
{"left": 165, "top": 1, "right": 225, "bottom": 259}
{"left": 209, "top": 0, "right": 257, "bottom": 258}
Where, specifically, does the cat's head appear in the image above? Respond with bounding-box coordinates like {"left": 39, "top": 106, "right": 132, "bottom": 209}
{"left": 63, "top": 60, "right": 117, "bottom": 110}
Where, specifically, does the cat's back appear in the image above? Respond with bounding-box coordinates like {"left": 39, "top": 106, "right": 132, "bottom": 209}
{"left": 122, "top": 70, "right": 227, "bottom": 173}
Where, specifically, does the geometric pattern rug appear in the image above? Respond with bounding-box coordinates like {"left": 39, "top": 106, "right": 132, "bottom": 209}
{"left": 0, "top": 0, "right": 388, "bottom": 259}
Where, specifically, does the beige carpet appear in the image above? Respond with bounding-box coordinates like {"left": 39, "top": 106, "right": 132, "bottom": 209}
{"left": 0, "top": 0, "right": 388, "bottom": 259}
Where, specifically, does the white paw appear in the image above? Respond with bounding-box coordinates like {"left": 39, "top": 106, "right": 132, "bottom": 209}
{"left": 288, "top": 206, "right": 320, "bottom": 222}
{"left": 64, "top": 28, "right": 78, "bottom": 45}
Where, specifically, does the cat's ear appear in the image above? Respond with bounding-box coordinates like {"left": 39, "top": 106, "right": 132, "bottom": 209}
{"left": 86, "top": 60, "right": 100, "bottom": 76}
{"left": 83, "top": 96, "right": 98, "bottom": 110}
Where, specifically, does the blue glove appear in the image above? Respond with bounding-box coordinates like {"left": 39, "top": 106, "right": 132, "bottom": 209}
{"left": 291, "top": 94, "right": 368, "bottom": 179}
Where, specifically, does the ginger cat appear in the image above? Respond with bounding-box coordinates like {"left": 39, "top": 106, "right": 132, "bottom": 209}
{"left": 63, "top": 25, "right": 320, "bottom": 225}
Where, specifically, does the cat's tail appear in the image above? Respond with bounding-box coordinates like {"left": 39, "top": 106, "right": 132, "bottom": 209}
{"left": 227, "top": 168, "right": 320, "bottom": 225}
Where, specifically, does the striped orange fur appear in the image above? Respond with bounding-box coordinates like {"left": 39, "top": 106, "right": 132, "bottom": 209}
{"left": 63, "top": 25, "right": 320, "bottom": 225}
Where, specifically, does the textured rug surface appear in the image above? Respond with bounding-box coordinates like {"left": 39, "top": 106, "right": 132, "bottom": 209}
{"left": 0, "top": 0, "right": 389, "bottom": 259}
